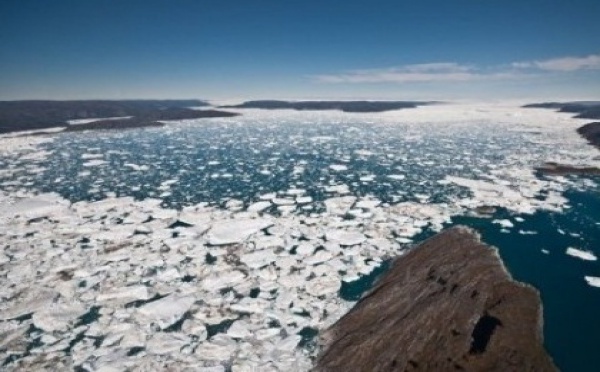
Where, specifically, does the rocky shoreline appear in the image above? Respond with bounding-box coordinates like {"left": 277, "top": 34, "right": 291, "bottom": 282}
{"left": 316, "top": 226, "right": 557, "bottom": 372}
{"left": 525, "top": 102, "right": 600, "bottom": 175}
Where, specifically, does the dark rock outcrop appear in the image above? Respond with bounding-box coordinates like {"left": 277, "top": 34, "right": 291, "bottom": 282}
{"left": 0, "top": 100, "right": 238, "bottom": 134}
{"left": 221, "top": 100, "right": 434, "bottom": 113}
{"left": 64, "top": 118, "right": 165, "bottom": 132}
{"left": 536, "top": 161, "right": 600, "bottom": 176}
{"left": 577, "top": 122, "right": 600, "bottom": 149}
{"left": 523, "top": 102, "right": 600, "bottom": 119}
{"left": 315, "top": 226, "right": 557, "bottom": 372}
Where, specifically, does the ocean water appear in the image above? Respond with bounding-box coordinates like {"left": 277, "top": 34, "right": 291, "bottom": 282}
{"left": 1, "top": 104, "right": 599, "bottom": 370}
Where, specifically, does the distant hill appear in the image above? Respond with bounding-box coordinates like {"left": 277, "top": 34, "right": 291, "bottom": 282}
{"left": 0, "top": 100, "right": 239, "bottom": 134}
{"left": 221, "top": 100, "right": 434, "bottom": 113}
{"left": 523, "top": 101, "right": 600, "bottom": 119}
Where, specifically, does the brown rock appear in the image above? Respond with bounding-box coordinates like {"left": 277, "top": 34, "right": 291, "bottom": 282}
{"left": 315, "top": 226, "right": 557, "bottom": 372}
{"left": 536, "top": 162, "right": 600, "bottom": 176}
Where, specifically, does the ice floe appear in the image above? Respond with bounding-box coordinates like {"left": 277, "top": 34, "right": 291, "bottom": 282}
{"left": 566, "top": 247, "right": 598, "bottom": 261}
{"left": 584, "top": 276, "right": 600, "bottom": 288}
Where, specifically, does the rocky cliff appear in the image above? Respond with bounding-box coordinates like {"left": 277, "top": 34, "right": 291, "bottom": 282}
{"left": 315, "top": 226, "right": 557, "bottom": 372}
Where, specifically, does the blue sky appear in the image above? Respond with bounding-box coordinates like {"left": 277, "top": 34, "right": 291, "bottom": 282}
{"left": 1, "top": 0, "right": 599, "bottom": 101}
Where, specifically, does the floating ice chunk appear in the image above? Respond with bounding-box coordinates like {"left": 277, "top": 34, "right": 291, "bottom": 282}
{"left": 354, "top": 149, "right": 374, "bottom": 156}
{"left": 273, "top": 198, "right": 295, "bottom": 206}
{"left": 146, "top": 333, "right": 191, "bottom": 355}
{"left": 323, "top": 184, "right": 350, "bottom": 194}
{"left": 82, "top": 159, "right": 108, "bottom": 167}
{"left": 493, "top": 219, "right": 514, "bottom": 228}
{"left": 201, "top": 271, "right": 246, "bottom": 291}
{"left": 198, "top": 367, "right": 225, "bottom": 372}
{"left": 32, "top": 302, "right": 86, "bottom": 332}
{"left": 278, "top": 334, "right": 302, "bottom": 352}
{"left": 286, "top": 188, "right": 306, "bottom": 196}
{"left": 359, "top": 175, "right": 375, "bottom": 182}
{"left": 278, "top": 205, "right": 296, "bottom": 215}
{"left": 137, "top": 294, "right": 195, "bottom": 329}
{"left": 541, "top": 249, "right": 550, "bottom": 255}
{"left": 295, "top": 242, "right": 315, "bottom": 256}
{"left": 255, "top": 328, "right": 281, "bottom": 340}
{"left": 97, "top": 285, "right": 151, "bottom": 305}
{"left": 305, "top": 250, "right": 334, "bottom": 265}
{"left": 195, "top": 342, "right": 233, "bottom": 361}
{"left": 0, "top": 288, "right": 58, "bottom": 320}
{"left": 566, "top": 247, "right": 597, "bottom": 261}
{"left": 124, "top": 163, "right": 149, "bottom": 171}
{"left": 240, "top": 249, "right": 277, "bottom": 269}
{"left": 584, "top": 276, "right": 600, "bottom": 288}
{"left": 81, "top": 153, "right": 104, "bottom": 160}
{"left": 329, "top": 164, "right": 348, "bottom": 171}
{"left": 387, "top": 174, "right": 406, "bottom": 180}
{"left": 306, "top": 276, "right": 341, "bottom": 296}
{"left": 254, "top": 235, "right": 285, "bottom": 250}
{"left": 259, "top": 193, "right": 277, "bottom": 200}
{"left": 227, "top": 320, "right": 252, "bottom": 339}
{"left": 326, "top": 229, "right": 366, "bottom": 246}
{"left": 296, "top": 196, "right": 313, "bottom": 204}
{"left": 207, "top": 218, "right": 273, "bottom": 245}
{"left": 355, "top": 199, "right": 381, "bottom": 210}
{"left": 225, "top": 199, "right": 244, "bottom": 210}
{"left": 0, "top": 193, "right": 69, "bottom": 220}
{"left": 324, "top": 196, "right": 356, "bottom": 216}
{"left": 247, "top": 201, "right": 272, "bottom": 213}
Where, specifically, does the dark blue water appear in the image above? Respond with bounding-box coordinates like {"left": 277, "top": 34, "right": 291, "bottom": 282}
{"left": 451, "top": 187, "right": 600, "bottom": 371}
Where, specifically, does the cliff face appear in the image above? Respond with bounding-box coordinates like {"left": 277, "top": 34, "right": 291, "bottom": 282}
{"left": 577, "top": 122, "right": 600, "bottom": 149}
{"left": 315, "top": 226, "right": 557, "bottom": 372}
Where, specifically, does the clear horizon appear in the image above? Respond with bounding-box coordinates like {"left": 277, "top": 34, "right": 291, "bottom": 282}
{"left": 1, "top": 0, "right": 599, "bottom": 101}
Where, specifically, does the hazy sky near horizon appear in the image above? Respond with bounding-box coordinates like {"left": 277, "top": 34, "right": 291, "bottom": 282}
{"left": 1, "top": 0, "right": 599, "bottom": 101}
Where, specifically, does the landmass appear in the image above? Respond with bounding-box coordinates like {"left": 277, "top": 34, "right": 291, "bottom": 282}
{"left": 220, "top": 100, "right": 434, "bottom": 113}
{"left": 536, "top": 162, "right": 600, "bottom": 176}
{"left": 525, "top": 102, "right": 600, "bottom": 174}
{"left": 523, "top": 101, "right": 600, "bottom": 119}
{"left": 0, "top": 100, "right": 239, "bottom": 134}
{"left": 577, "top": 122, "right": 600, "bottom": 149}
{"left": 316, "top": 226, "right": 557, "bottom": 372}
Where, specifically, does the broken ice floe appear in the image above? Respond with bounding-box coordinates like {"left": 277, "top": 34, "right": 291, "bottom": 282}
{"left": 565, "top": 247, "right": 598, "bottom": 261}
{"left": 584, "top": 276, "right": 600, "bottom": 288}
{"left": 1, "top": 103, "right": 599, "bottom": 370}
{"left": 0, "top": 192, "right": 438, "bottom": 370}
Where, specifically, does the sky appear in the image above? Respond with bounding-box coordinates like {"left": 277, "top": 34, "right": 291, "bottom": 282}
{"left": 1, "top": 0, "right": 599, "bottom": 101}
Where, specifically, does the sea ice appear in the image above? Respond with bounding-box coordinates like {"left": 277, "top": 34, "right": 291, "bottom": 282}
{"left": 207, "top": 218, "right": 273, "bottom": 245}
{"left": 584, "top": 276, "right": 600, "bottom": 288}
{"left": 137, "top": 295, "right": 196, "bottom": 329}
{"left": 325, "top": 229, "right": 366, "bottom": 246}
{"left": 329, "top": 164, "right": 348, "bottom": 172}
{"left": 566, "top": 247, "right": 598, "bottom": 261}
